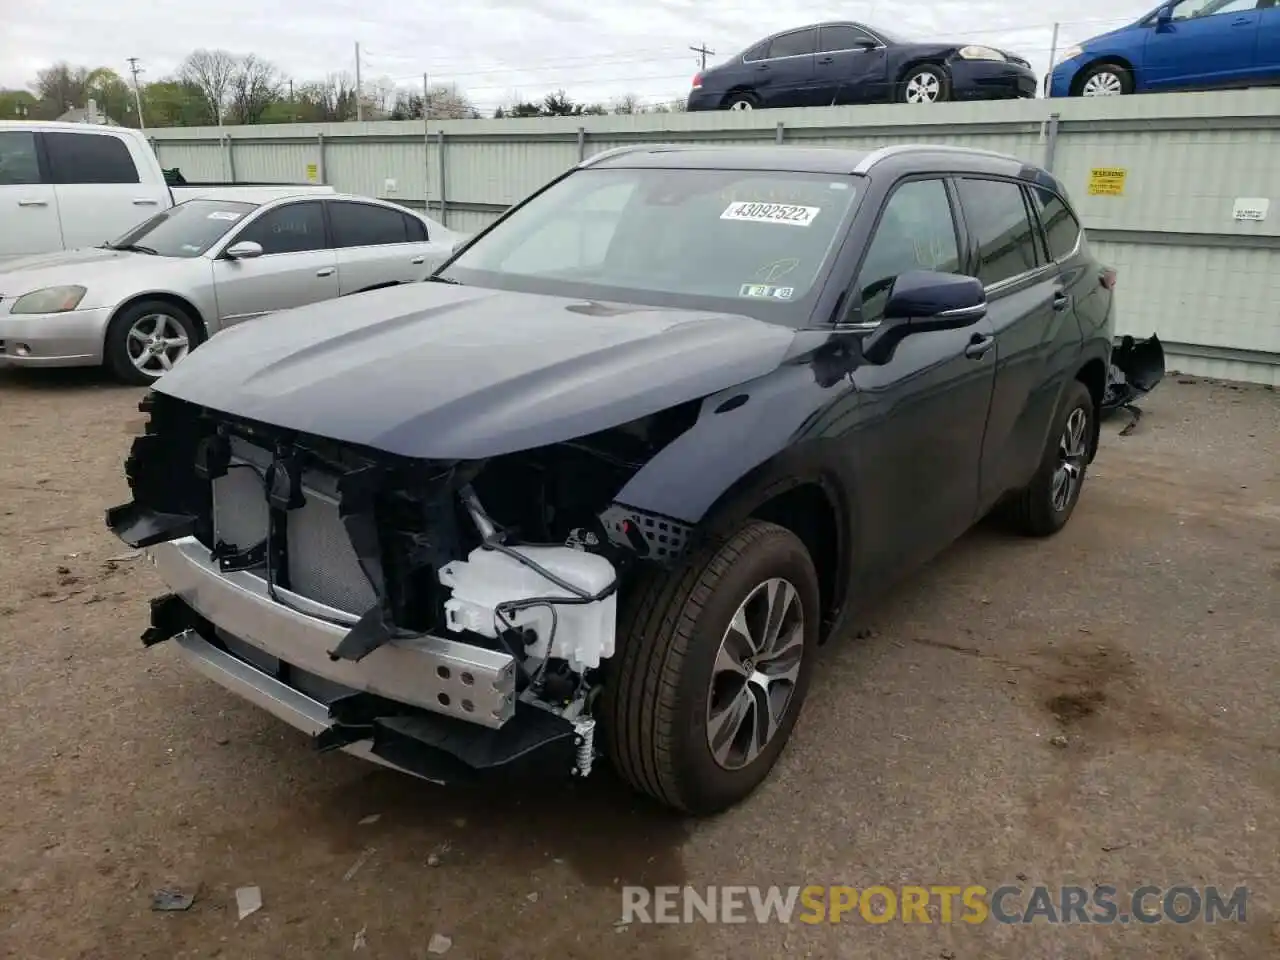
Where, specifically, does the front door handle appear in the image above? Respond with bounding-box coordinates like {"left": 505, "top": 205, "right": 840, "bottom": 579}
{"left": 964, "top": 333, "right": 995, "bottom": 359}
{"left": 17, "top": 199, "right": 48, "bottom": 207}
{"left": 316, "top": 267, "right": 335, "bottom": 277}
{"left": 818, "top": 55, "right": 834, "bottom": 64}
{"left": 1052, "top": 289, "right": 1071, "bottom": 311}
{"left": 411, "top": 255, "right": 425, "bottom": 264}
{"left": 132, "top": 198, "right": 160, "bottom": 205}
{"left": 1231, "top": 16, "right": 1251, "bottom": 24}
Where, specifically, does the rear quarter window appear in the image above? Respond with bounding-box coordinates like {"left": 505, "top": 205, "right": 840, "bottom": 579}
{"left": 1031, "top": 187, "right": 1082, "bottom": 262}
{"left": 43, "top": 131, "right": 140, "bottom": 184}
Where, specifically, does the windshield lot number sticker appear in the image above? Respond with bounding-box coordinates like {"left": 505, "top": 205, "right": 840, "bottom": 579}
{"left": 740, "top": 283, "right": 795, "bottom": 300}
{"left": 207, "top": 211, "right": 242, "bottom": 221}
{"left": 722, "top": 201, "right": 819, "bottom": 226}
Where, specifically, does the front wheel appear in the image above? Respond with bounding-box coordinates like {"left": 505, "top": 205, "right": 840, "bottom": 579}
{"left": 104, "top": 299, "right": 201, "bottom": 386}
{"left": 1076, "top": 63, "right": 1133, "bottom": 97}
{"left": 899, "top": 64, "right": 950, "bottom": 103}
{"left": 602, "top": 520, "right": 819, "bottom": 815}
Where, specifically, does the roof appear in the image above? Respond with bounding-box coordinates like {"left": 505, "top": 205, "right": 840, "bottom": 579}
{"left": 0, "top": 119, "right": 130, "bottom": 135}
{"left": 580, "top": 143, "right": 1036, "bottom": 178}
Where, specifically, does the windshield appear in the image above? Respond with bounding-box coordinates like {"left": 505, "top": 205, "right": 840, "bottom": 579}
{"left": 109, "top": 198, "right": 260, "bottom": 258}
{"left": 440, "top": 166, "right": 861, "bottom": 322}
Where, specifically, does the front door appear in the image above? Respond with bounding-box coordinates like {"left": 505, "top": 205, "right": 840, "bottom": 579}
{"left": 211, "top": 200, "right": 339, "bottom": 326}
{"left": 1144, "top": 0, "right": 1261, "bottom": 89}
{"left": 814, "top": 24, "right": 890, "bottom": 104}
{"left": 0, "top": 130, "right": 61, "bottom": 257}
{"left": 842, "top": 177, "right": 998, "bottom": 587}
{"left": 951, "top": 176, "right": 1067, "bottom": 507}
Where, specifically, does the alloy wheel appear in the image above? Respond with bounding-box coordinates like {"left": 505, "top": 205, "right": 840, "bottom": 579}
{"left": 905, "top": 72, "right": 941, "bottom": 103}
{"left": 705, "top": 577, "right": 805, "bottom": 770}
{"left": 1051, "top": 407, "right": 1089, "bottom": 512}
{"left": 1082, "top": 72, "right": 1124, "bottom": 96}
{"left": 728, "top": 99, "right": 754, "bottom": 111}
{"left": 127, "top": 312, "right": 190, "bottom": 378}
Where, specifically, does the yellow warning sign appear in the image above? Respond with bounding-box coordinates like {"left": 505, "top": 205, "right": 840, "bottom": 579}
{"left": 1087, "top": 167, "right": 1126, "bottom": 196}
{"left": 305, "top": 163, "right": 319, "bottom": 183}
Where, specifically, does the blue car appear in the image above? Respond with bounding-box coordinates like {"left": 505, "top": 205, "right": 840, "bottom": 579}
{"left": 1049, "top": 0, "right": 1280, "bottom": 96}
{"left": 687, "top": 21, "right": 1037, "bottom": 110}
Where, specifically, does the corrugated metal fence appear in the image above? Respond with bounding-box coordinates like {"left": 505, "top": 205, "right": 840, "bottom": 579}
{"left": 150, "top": 90, "right": 1280, "bottom": 384}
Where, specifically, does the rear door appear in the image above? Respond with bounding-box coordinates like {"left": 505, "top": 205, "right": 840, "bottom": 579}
{"left": 328, "top": 200, "right": 435, "bottom": 294}
{"left": 1144, "top": 0, "right": 1260, "bottom": 89}
{"left": 952, "top": 176, "right": 1067, "bottom": 507}
{"left": 1255, "top": 1, "right": 1280, "bottom": 75}
{"left": 210, "top": 200, "right": 338, "bottom": 326}
{"left": 43, "top": 129, "right": 170, "bottom": 249}
{"left": 0, "top": 129, "right": 61, "bottom": 256}
{"left": 843, "top": 177, "right": 998, "bottom": 585}
{"left": 814, "top": 23, "right": 889, "bottom": 104}
{"left": 753, "top": 27, "right": 819, "bottom": 107}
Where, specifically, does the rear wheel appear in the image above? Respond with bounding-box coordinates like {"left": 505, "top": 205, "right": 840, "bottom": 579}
{"left": 1076, "top": 63, "right": 1133, "bottom": 96}
{"left": 724, "top": 91, "right": 759, "bottom": 111}
{"left": 602, "top": 520, "right": 819, "bottom": 815}
{"left": 1000, "top": 380, "right": 1095, "bottom": 537}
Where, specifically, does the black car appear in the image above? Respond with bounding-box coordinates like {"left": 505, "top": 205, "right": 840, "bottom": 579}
{"left": 687, "top": 21, "right": 1038, "bottom": 109}
{"left": 109, "top": 142, "right": 1123, "bottom": 817}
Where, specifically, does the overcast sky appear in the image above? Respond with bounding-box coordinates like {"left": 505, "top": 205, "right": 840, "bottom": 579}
{"left": 4, "top": 0, "right": 1151, "bottom": 114}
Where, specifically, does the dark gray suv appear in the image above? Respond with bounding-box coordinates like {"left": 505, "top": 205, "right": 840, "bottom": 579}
{"left": 109, "top": 143, "right": 1125, "bottom": 816}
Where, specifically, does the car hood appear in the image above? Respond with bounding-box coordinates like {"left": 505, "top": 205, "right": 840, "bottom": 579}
{"left": 154, "top": 282, "right": 798, "bottom": 460}
{"left": 0, "top": 247, "right": 176, "bottom": 301}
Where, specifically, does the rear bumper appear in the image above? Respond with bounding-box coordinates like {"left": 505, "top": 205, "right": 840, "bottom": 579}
{"left": 951, "top": 60, "right": 1038, "bottom": 100}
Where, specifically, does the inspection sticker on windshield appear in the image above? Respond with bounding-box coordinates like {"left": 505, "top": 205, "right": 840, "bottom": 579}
{"left": 207, "top": 211, "right": 242, "bottom": 221}
{"left": 721, "top": 201, "right": 820, "bottom": 227}
{"left": 739, "top": 283, "right": 794, "bottom": 300}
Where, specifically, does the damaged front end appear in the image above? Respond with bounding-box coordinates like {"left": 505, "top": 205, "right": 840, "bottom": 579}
{"left": 106, "top": 391, "right": 698, "bottom": 785}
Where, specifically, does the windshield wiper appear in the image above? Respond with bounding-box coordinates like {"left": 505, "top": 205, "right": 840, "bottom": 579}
{"left": 425, "top": 275, "right": 462, "bottom": 285}
{"left": 111, "top": 243, "right": 158, "bottom": 255}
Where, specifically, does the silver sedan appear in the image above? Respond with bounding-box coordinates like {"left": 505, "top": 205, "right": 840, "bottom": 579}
{"left": 0, "top": 192, "right": 465, "bottom": 384}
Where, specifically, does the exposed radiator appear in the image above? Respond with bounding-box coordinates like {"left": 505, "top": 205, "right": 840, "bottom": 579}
{"left": 210, "top": 437, "right": 378, "bottom": 615}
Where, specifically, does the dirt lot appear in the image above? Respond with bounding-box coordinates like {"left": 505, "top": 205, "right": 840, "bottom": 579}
{"left": 0, "top": 367, "right": 1276, "bottom": 959}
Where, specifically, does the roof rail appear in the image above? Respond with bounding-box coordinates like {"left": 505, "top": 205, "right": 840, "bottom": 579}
{"left": 851, "top": 143, "right": 1024, "bottom": 174}
{"left": 578, "top": 142, "right": 697, "bottom": 168}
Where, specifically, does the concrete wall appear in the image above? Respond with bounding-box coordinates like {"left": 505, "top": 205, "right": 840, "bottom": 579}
{"left": 150, "top": 90, "right": 1280, "bottom": 384}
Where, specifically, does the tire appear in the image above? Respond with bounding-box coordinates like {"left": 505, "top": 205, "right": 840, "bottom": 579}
{"left": 898, "top": 64, "right": 950, "bottom": 104}
{"left": 1075, "top": 63, "right": 1133, "bottom": 97}
{"left": 1001, "top": 380, "right": 1095, "bottom": 537}
{"left": 601, "top": 519, "right": 820, "bottom": 815}
{"left": 723, "top": 91, "right": 759, "bottom": 111}
{"left": 104, "top": 299, "right": 201, "bottom": 386}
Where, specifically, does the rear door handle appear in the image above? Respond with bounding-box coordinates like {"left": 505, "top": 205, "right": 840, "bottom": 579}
{"left": 132, "top": 198, "right": 160, "bottom": 205}
{"left": 17, "top": 199, "right": 48, "bottom": 207}
{"left": 964, "top": 333, "right": 995, "bottom": 359}
{"left": 1052, "top": 289, "right": 1071, "bottom": 311}
{"left": 818, "top": 55, "right": 834, "bottom": 63}
{"left": 411, "top": 255, "right": 425, "bottom": 264}
{"left": 316, "top": 267, "right": 335, "bottom": 277}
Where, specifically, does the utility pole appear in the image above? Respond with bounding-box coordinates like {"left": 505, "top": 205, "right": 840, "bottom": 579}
{"left": 689, "top": 42, "right": 715, "bottom": 71}
{"left": 288, "top": 78, "right": 295, "bottom": 121}
{"left": 126, "top": 57, "right": 146, "bottom": 131}
{"left": 354, "top": 42, "right": 364, "bottom": 121}
{"left": 423, "top": 72, "right": 430, "bottom": 121}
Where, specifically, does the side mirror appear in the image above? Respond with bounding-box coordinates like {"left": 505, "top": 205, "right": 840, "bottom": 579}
{"left": 1156, "top": 4, "right": 1173, "bottom": 24}
{"left": 861, "top": 270, "right": 987, "bottom": 365}
{"left": 225, "top": 240, "right": 264, "bottom": 260}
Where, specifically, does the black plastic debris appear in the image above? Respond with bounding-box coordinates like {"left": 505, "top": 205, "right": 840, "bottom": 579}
{"left": 1102, "top": 334, "right": 1166, "bottom": 434}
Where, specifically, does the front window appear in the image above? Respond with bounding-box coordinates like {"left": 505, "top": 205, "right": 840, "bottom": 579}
{"left": 440, "top": 167, "right": 862, "bottom": 323}
{"left": 109, "top": 199, "right": 260, "bottom": 258}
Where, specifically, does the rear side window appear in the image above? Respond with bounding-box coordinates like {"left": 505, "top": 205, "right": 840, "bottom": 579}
{"left": 955, "top": 177, "right": 1040, "bottom": 286}
{"left": 768, "top": 28, "right": 818, "bottom": 58}
{"left": 233, "top": 201, "right": 327, "bottom": 255}
{"left": 743, "top": 41, "right": 771, "bottom": 62}
{"left": 329, "top": 201, "right": 410, "bottom": 247}
{"left": 43, "top": 131, "right": 140, "bottom": 184}
{"left": 0, "top": 131, "right": 42, "bottom": 185}
{"left": 405, "top": 213, "right": 428, "bottom": 241}
{"left": 1030, "top": 187, "right": 1081, "bottom": 262}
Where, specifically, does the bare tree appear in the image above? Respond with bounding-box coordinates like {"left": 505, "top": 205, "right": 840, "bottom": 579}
{"left": 362, "top": 76, "right": 398, "bottom": 120}
{"left": 611, "top": 93, "right": 644, "bottom": 115}
{"left": 298, "top": 73, "right": 357, "bottom": 122}
{"left": 33, "top": 62, "right": 92, "bottom": 113}
{"left": 227, "top": 54, "right": 282, "bottom": 124}
{"left": 179, "top": 49, "right": 237, "bottom": 124}
{"left": 425, "top": 83, "right": 478, "bottom": 120}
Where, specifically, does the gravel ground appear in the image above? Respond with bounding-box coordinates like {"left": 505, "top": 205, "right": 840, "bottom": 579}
{"left": 0, "top": 368, "right": 1276, "bottom": 960}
